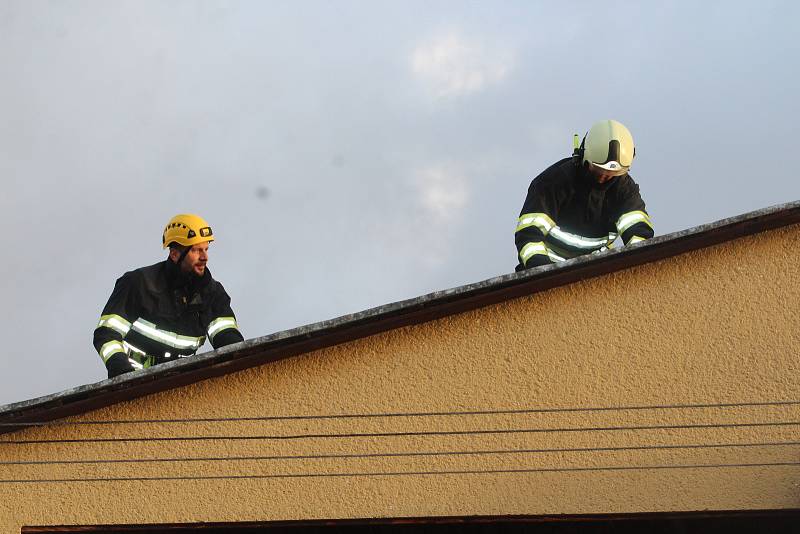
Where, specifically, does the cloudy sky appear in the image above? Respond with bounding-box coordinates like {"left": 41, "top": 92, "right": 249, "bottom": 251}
{"left": 1, "top": 1, "right": 798, "bottom": 406}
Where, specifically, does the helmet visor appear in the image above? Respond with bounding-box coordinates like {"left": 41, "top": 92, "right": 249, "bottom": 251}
{"left": 588, "top": 160, "right": 629, "bottom": 176}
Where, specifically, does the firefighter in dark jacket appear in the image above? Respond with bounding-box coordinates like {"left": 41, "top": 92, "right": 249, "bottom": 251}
{"left": 94, "top": 214, "right": 245, "bottom": 378}
{"left": 515, "top": 119, "right": 654, "bottom": 270}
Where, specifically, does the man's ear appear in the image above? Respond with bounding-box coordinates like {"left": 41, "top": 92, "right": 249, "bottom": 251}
{"left": 168, "top": 248, "right": 180, "bottom": 263}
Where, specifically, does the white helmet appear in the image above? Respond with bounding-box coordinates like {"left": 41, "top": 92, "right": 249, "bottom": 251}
{"left": 581, "top": 119, "right": 635, "bottom": 176}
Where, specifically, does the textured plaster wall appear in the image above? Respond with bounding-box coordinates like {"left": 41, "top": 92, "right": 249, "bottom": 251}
{"left": 1, "top": 225, "right": 799, "bottom": 531}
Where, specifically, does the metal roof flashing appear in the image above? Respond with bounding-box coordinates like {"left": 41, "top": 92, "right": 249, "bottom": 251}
{"left": 1, "top": 201, "right": 798, "bottom": 433}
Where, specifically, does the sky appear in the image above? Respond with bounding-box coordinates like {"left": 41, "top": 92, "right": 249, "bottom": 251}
{"left": 1, "top": 0, "right": 798, "bottom": 406}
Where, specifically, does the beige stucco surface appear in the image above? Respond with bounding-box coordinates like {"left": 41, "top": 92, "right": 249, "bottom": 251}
{"left": 1, "top": 225, "right": 799, "bottom": 531}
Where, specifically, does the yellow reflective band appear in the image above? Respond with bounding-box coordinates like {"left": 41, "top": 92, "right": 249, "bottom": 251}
{"left": 627, "top": 235, "right": 647, "bottom": 244}
{"left": 97, "top": 314, "right": 131, "bottom": 336}
{"left": 547, "top": 250, "right": 565, "bottom": 262}
{"left": 99, "top": 340, "right": 125, "bottom": 363}
{"left": 207, "top": 316, "right": 239, "bottom": 340}
{"left": 616, "top": 210, "right": 653, "bottom": 235}
{"left": 123, "top": 341, "right": 146, "bottom": 355}
{"left": 516, "top": 213, "right": 556, "bottom": 235}
{"left": 131, "top": 319, "right": 205, "bottom": 350}
{"left": 520, "top": 241, "right": 549, "bottom": 265}
{"left": 550, "top": 227, "right": 617, "bottom": 249}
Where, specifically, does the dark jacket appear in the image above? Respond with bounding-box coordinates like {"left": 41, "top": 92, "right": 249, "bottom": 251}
{"left": 93, "top": 260, "right": 244, "bottom": 376}
{"left": 515, "top": 157, "right": 654, "bottom": 270}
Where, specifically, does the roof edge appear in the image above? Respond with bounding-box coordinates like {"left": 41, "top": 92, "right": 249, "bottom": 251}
{"left": 2, "top": 200, "right": 799, "bottom": 431}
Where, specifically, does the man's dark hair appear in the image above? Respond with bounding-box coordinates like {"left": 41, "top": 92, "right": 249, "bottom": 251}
{"left": 168, "top": 242, "right": 190, "bottom": 253}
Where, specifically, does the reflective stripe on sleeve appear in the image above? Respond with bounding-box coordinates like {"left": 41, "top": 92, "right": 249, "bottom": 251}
{"left": 123, "top": 341, "right": 146, "bottom": 356}
{"left": 516, "top": 213, "right": 556, "bottom": 235}
{"left": 520, "top": 241, "right": 549, "bottom": 265}
{"left": 207, "top": 316, "right": 239, "bottom": 341}
{"left": 549, "top": 227, "right": 617, "bottom": 250}
{"left": 99, "top": 340, "right": 126, "bottom": 363}
{"left": 616, "top": 211, "right": 653, "bottom": 235}
{"left": 96, "top": 314, "right": 131, "bottom": 336}
{"left": 627, "top": 235, "right": 647, "bottom": 244}
{"left": 131, "top": 319, "right": 205, "bottom": 350}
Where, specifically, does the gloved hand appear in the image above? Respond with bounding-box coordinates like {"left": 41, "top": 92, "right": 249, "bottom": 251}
{"left": 524, "top": 254, "right": 553, "bottom": 269}
{"left": 212, "top": 328, "right": 245, "bottom": 349}
{"left": 106, "top": 352, "right": 135, "bottom": 379}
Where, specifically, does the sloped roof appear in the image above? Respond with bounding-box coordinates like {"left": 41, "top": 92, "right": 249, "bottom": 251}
{"left": 1, "top": 201, "right": 798, "bottom": 434}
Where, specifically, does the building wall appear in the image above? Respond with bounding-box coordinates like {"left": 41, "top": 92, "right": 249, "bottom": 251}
{"left": 2, "top": 225, "right": 799, "bottom": 531}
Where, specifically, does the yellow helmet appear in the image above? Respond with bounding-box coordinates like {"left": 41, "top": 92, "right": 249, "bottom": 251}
{"left": 162, "top": 214, "right": 214, "bottom": 249}
{"left": 582, "top": 119, "right": 635, "bottom": 176}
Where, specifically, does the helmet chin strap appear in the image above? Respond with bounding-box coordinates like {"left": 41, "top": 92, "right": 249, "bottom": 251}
{"left": 175, "top": 246, "right": 192, "bottom": 270}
